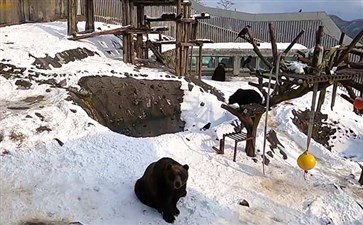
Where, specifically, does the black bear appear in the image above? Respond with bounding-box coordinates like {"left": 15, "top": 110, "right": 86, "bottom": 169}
{"left": 212, "top": 63, "right": 226, "bottom": 81}
{"left": 134, "top": 157, "right": 189, "bottom": 223}
{"left": 228, "top": 89, "right": 263, "bottom": 106}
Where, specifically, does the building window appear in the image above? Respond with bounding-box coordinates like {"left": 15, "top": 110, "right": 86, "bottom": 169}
{"left": 202, "top": 56, "right": 216, "bottom": 68}
{"left": 218, "top": 56, "right": 233, "bottom": 68}
{"left": 258, "top": 57, "right": 274, "bottom": 71}
{"left": 240, "top": 56, "right": 256, "bottom": 71}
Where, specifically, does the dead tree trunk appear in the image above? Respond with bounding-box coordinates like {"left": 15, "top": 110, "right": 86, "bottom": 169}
{"left": 240, "top": 113, "right": 263, "bottom": 157}
{"left": 221, "top": 104, "right": 264, "bottom": 157}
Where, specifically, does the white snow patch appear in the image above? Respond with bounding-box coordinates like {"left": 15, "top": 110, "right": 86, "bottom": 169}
{"left": 1, "top": 21, "right": 363, "bottom": 225}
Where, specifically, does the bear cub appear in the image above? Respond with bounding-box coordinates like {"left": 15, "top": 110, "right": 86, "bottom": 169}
{"left": 134, "top": 157, "right": 189, "bottom": 223}
{"left": 228, "top": 89, "right": 263, "bottom": 107}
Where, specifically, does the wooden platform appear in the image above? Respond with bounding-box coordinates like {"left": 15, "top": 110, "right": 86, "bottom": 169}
{"left": 221, "top": 104, "right": 266, "bottom": 117}
{"left": 257, "top": 70, "right": 363, "bottom": 85}
{"left": 213, "top": 131, "right": 254, "bottom": 162}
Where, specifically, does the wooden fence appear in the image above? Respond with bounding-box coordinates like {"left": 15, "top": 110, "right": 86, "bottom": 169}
{"left": 0, "top": 0, "right": 69, "bottom": 26}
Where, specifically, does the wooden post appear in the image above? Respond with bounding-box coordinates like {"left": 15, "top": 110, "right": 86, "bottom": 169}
{"left": 331, "top": 32, "right": 345, "bottom": 111}
{"left": 175, "top": 0, "right": 183, "bottom": 76}
{"left": 198, "top": 44, "right": 203, "bottom": 79}
{"left": 136, "top": 5, "right": 144, "bottom": 59}
{"left": 268, "top": 23, "right": 278, "bottom": 66}
{"left": 312, "top": 26, "right": 324, "bottom": 70}
{"left": 67, "top": 0, "right": 78, "bottom": 35}
{"left": 189, "top": 46, "right": 194, "bottom": 75}
{"left": 85, "top": 0, "right": 95, "bottom": 32}
{"left": 313, "top": 26, "right": 325, "bottom": 113}
{"left": 129, "top": 1, "right": 135, "bottom": 64}
{"left": 122, "top": 0, "right": 129, "bottom": 63}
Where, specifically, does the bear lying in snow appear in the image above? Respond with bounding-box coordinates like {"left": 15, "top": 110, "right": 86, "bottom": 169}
{"left": 134, "top": 157, "right": 189, "bottom": 223}
{"left": 228, "top": 89, "right": 263, "bottom": 106}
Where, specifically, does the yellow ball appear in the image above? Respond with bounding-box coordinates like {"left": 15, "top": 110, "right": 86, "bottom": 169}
{"left": 297, "top": 151, "right": 316, "bottom": 171}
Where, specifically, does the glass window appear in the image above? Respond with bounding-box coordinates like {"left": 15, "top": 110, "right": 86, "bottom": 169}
{"left": 202, "top": 56, "right": 216, "bottom": 68}
{"left": 258, "top": 57, "right": 274, "bottom": 71}
{"left": 191, "top": 57, "right": 197, "bottom": 68}
{"left": 218, "top": 56, "right": 233, "bottom": 68}
{"left": 240, "top": 56, "right": 256, "bottom": 70}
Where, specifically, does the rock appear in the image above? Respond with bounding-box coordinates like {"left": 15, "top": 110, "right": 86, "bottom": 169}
{"left": 0, "top": 131, "right": 3, "bottom": 142}
{"left": 279, "top": 149, "right": 288, "bottom": 160}
{"left": 1, "top": 150, "right": 10, "bottom": 156}
{"left": 75, "top": 77, "right": 185, "bottom": 137}
{"left": 35, "top": 112, "right": 45, "bottom": 121}
{"left": 261, "top": 155, "right": 270, "bottom": 166}
{"left": 23, "top": 95, "right": 44, "bottom": 104}
{"left": 54, "top": 138, "right": 64, "bottom": 146}
{"left": 200, "top": 102, "right": 205, "bottom": 107}
{"left": 188, "top": 83, "right": 194, "bottom": 91}
{"left": 266, "top": 151, "right": 274, "bottom": 158}
{"left": 200, "top": 122, "right": 211, "bottom": 131}
{"left": 58, "top": 79, "right": 67, "bottom": 87}
{"left": 36, "top": 126, "right": 52, "bottom": 133}
{"left": 70, "top": 109, "right": 77, "bottom": 113}
{"left": 291, "top": 109, "right": 335, "bottom": 150}
{"left": 15, "top": 79, "right": 32, "bottom": 89}
{"left": 239, "top": 199, "right": 250, "bottom": 207}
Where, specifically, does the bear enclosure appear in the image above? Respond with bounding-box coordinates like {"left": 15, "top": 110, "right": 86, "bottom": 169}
{"left": 215, "top": 24, "right": 363, "bottom": 159}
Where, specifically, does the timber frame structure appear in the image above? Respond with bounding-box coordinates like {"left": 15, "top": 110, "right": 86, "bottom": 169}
{"left": 67, "top": 0, "right": 212, "bottom": 77}
{"left": 214, "top": 25, "right": 363, "bottom": 160}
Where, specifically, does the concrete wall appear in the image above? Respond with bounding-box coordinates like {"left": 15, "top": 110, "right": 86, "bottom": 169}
{"left": 0, "top": 0, "right": 68, "bottom": 26}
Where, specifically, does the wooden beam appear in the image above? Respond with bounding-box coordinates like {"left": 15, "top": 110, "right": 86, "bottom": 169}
{"left": 68, "top": 26, "right": 131, "bottom": 40}
{"left": 283, "top": 30, "right": 305, "bottom": 55}
{"left": 85, "top": 0, "right": 95, "bottom": 32}
{"left": 336, "top": 29, "right": 363, "bottom": 66}
{"left": 348, "top": 62, "right": 363, "bottom": 69}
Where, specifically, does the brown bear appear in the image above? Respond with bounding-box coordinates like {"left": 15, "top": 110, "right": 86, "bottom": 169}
{"left": 134, "top": 157, "right": 189, "bottom": 223}
{"left": 212, "top": 63, "right": 226, "bottom": 81}
{"left": 228, "top": 89, "right": 263, "bottom": 107}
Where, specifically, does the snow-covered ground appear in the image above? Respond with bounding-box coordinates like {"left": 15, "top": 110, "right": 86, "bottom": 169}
{"left": 1, "top": 22, "right": 363, "bottom": 225}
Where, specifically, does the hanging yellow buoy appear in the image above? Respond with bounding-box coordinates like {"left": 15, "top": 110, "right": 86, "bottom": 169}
{"left": 297, "top": 151, "right": 316, "bottom": 171}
